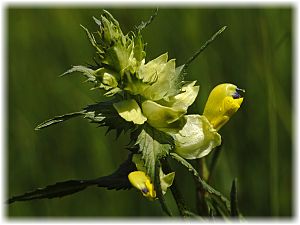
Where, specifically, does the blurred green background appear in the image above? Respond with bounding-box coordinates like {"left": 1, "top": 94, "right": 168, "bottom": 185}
{"left": 7, "top": 6, "right": 293, "bottom": 217}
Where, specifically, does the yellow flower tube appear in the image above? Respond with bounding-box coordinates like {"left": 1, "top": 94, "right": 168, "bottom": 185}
{"left": 128, "top": 154, "right": 175, "bottom": 200}
{"left": 203, "top": 83, "right": 244, "bottom": 131}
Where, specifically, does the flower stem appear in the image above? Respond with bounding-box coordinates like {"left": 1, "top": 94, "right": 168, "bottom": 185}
{"left": 196, "top": 158, "right": 209, "bottom": 216}
{"left": 207, "top": 144, "right": 223, "bottom": 184}
{"left": 161, "top": 159, "right": 190, "bottom": 217}
{"left": 184, "top": 26, "right": 227, "bottom": 69}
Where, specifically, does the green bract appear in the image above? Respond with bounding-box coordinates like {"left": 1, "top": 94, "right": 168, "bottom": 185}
{"left": 126, "top": 53, "right": 180, "bottom": 100}
{"left": 142, "top": 81, "right": 199, "bottom": 128}
{"left": 62, "top": 10, "right": 146, "bottom": 96}
{"left": 161, "top": 115, "right": 221, "bottom": 159}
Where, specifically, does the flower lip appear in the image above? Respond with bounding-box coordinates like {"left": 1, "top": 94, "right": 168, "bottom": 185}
{"left": 232, "top": 87, "right": 245, "bottom": 99}
{"left": 141, "top": 188, "right": 149, "bottom": 194}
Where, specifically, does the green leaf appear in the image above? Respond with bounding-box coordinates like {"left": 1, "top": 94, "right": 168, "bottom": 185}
{"left": 170, "top": 152, "right": 231, "bottom": 214}
{"left": 8, "top": 155, "right": 136, "bottom": 204}
{"left": 135, "top": 8, "right": 158, "bottom": 32}
{"left": 230, "top": 178, "right": 242, "bottom": 218}
{"left": 136, "top": 124, "right": 174, "bottom": 181}
{"left": 61, "top": 65, "right": 96, "bottom": 82}
{"left": 35, "top": 99, "right": 134, "bottom": 138}
{"left": 133, "top": 32, "right": 146, "bottom": 62}
{"left": 61, "top": 66, "right": 122, "bottom": 96}
{"left": 102, "top": 10, "right": 121, "bottom": 28}
{"left": 80, "top": 25, "right": 104, "bottom": 54}
{"left": 35, "top": 111, "right": 85, "bottom": 130}
{"left": 7, "top": 180, "right": 91, "bottom": 204}
{"left": 83, "top": 100, "right": 134, "bottom": 137}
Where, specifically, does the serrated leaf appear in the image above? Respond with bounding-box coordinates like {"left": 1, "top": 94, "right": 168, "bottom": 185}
{"left": 84, "top": 100, "right": 134, "bottom": 137}
{"left": 35, "top": 111, "right": 85, "bottom": 130}
{"left": 8, "top": 155, "right": 136, "bottom": 204}
{"left": 35, "top": 99, "right": 134, "bottom": 138}
{"left": 61, "top": 65, "right": 96, "bottom": 81}
{"left": 170, "top": 152, "right": 231, "bottom": 214}
{"left": 136, "top": 124, "right": 174, "bottom": 181}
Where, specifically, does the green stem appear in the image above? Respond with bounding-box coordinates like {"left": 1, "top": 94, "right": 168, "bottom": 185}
{"left": 184, "top": 26, "right": 227, "bottom": 69}
{"left": 207, "top": 144, "right": 223, "bottom": 184}
{"left": 196, "top": 158, "right": 209, "bottom": 216}
{"left": 170, "top": 181, "right": 188, "bottom": 217}
{"left": 161, "top": 159, "right": 189, "bottom": 217}
{"left": 155, "top": 160, "right": 173, "bottom": 216}
{"left": 135, "top": 8, "right": 158, "bottom": 31}
{"left": 170, "top": 153, "right": 231, "bottom": 213}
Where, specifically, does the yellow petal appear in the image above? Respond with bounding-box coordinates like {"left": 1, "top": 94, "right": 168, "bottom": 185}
{"left": 113, "top": 99, "right": 147, "bottom": 125}
{"left": 203, "top": 83, "right": 244, "bottom": 131}
{"left": 128, "top": 171, "right": 156, "bottom": 200}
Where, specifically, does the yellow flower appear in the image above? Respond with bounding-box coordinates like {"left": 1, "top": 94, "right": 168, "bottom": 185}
{"left": 163, "top": 83, "right": 244, "bottom": 159}
{"left": 203, "top": 83, "right": 244, "bottom": 131}
{"left": 128, "top": 154, "right": 175, "bottom": 200}
{"left": 128, "top": 171, "right": 156, "bottom": 200}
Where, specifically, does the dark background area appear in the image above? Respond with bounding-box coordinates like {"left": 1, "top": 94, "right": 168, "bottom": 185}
{"left": 7, "top": 6, "right": 293, "bottom": 217}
